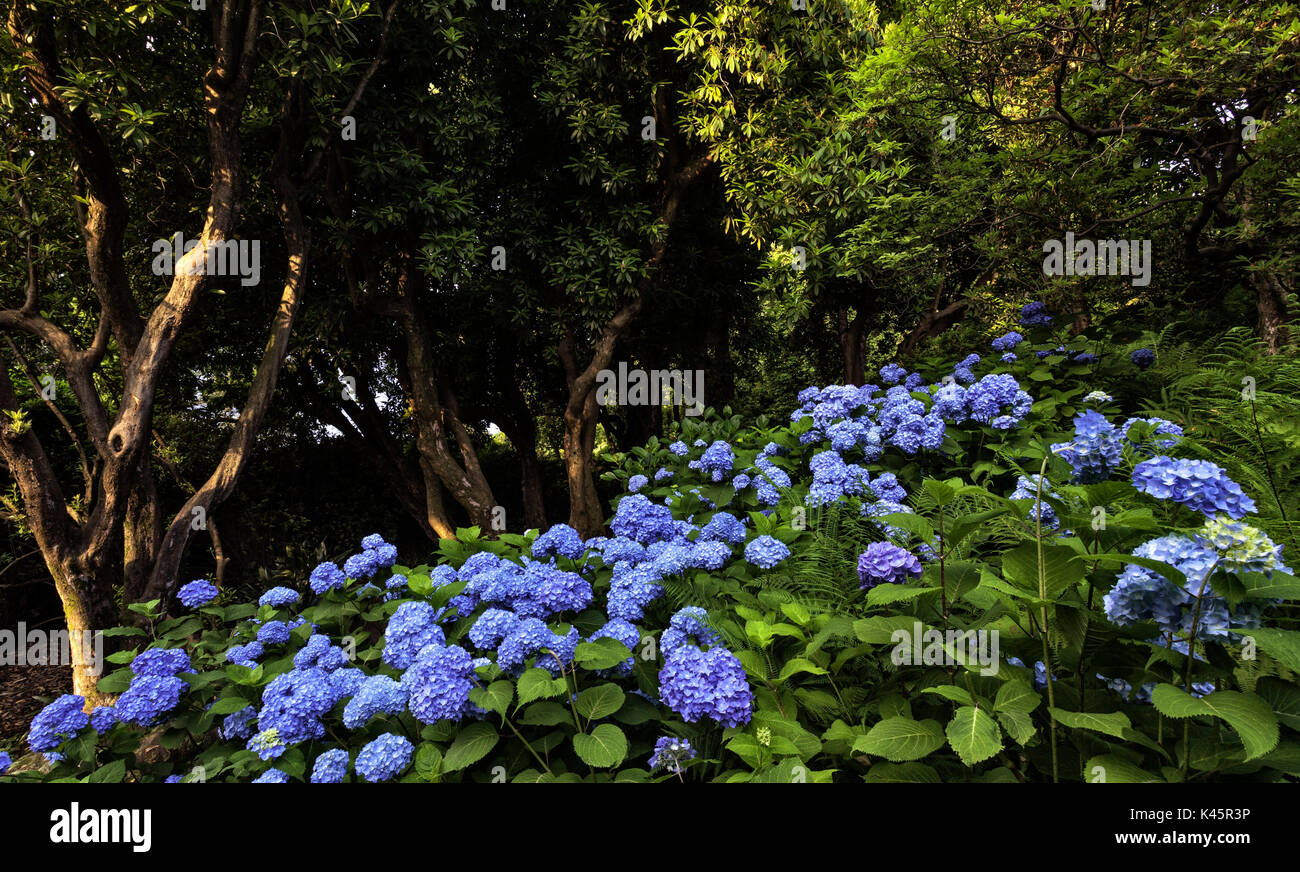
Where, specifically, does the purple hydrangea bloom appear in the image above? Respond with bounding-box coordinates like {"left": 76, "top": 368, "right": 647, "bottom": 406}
{"left": 857, "top": 542, "right": 923, "bottom": 589}
{"left": 658, "top": 646, "right": 753, "bottom": 727}
{"left": 649, "top": 736, "right": 696, "bottom": 774}
{"left": 259, "top": 586, "right": 301, "bottom": 608}
{"left": 115, "top": 675, "right": 188, "bottom": 727}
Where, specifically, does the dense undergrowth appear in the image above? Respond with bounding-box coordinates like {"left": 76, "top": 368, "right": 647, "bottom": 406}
{"left": 3, "top": 304, "right": 1299, "bottom": 783}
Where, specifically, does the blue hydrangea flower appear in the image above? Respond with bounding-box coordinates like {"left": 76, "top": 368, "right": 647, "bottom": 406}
{"left": 1019, "top": 301, "right": 1053, "bottom": 327}
{"left": 661, "top": 607, "right": 722, "bottom": 657}
{"left": 879, "top": 363, "right": 907, "bottom": 385}
{"left": 247, "top": 728, "right": 287, "bottom": 761}
{"left": 1132, "top": 456, "right": 1257, "bottom": 519}
{"left": 343, "top": 675, "right": 408, "bottom": 730}
{"left": 343, "top": 550, "right": 382, "bottom": 580}
{"left": 1051, "top": 409, "right": 1121, "bottom": 484}
{"left": 1010, "top": 475, "right": 1060, "bottom": 530}
{"left": 699, "top": 512, "right": 746, "bottom": 545}
{"left": 383, "top": 601, "right": 447, "bottom": 669}
{"left": 857, "top": 542, "right": 923, "bottom": 589}
{"left": 744, "top": 535, "right": 790, "bottom": 570}
{"left": 654, "top": 466, "right": 673, "bottom": 481}
{"left": 965, "top": 373, "right": 1033, "bottom": 428}
{"left": 1083, "top": 390, "right": 1113, "bottom": 404}
{"left": 691, "top": 539, "right": 732, "bottom": 570}
{"left": 130, "top": 647, "right": 192, "bottom": 677}
{"left": 115, "top": 676, "right": 188, "bottom": 727}
{"left": 649, "top": 736, "right": 696, "bottom": 774}
{"left": 257, "top": 620, "right": 292, "bottom": 646}
{"left": 658, "top": 646, "right": 753, "bottom": 727}
{"left": 258, "top": 668, "right": 343, "bottom": 744}
{"left": 689, "top": 441, "right": 735, "bottom": 483}
{"left": 532, "top": 523, "right": 586, "bottom": 560}
{"left": 89, "top": 706, "right": 117, "bottom": 734}
{"left": 668, "top": 441, "right": 688, "bottom": 456}
{"left": 606, "top": 562, "right": 665, "bottom": 621}
{"left": 220, "top": 705, "right": 258, "bottom": 741}
{"left": 355, "top": 733, "right": 414, "bottom": 783}
{"left": 258, "top": 587, "right": 301, "bottom": 608}
{"left": 177, "top": 580, "right": 219, "bottom": 609}
{"left": 1119, "top": 417, "right": 1183, "bottom": 452}
{"left": 253, "top": 768, "right": 290, "bottom": 783}
{"left": 309, "top": 562, "right": 347, "bottom": 595}
{"left": 226, "top": 640, "right": 265, "bottom": 668}
{"left": 403, "top": 644, "right": 477, "bottom": 724}
{"left": 0, "top": 752, "right": 11, "bottom": 775}
{"left": 991, "top": 331, "right": 1024, "bottom": 352}
{"left": 610, "top": 494, "right": 677, "bottom": 544}
{"left": 496, "top": 617, "right": 560, "bottom": 672}
{"left": 311, "top": 748, "right": 350, "bottom": 783}
{"left": 294, "top": 634, "right": 350, "bottom": 671}
{"left": 28, "top": 695, "right": 89, "bottom": 752}
{"left": 1131, "top": 348, "right": 1155, "bottom": 369}
{"left": 628, "top": 474, "right": 649, "bottom": 493}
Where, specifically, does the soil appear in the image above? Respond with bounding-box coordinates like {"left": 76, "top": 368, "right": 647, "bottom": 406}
{"left": 0, "top": 664, "right": 72, "bottom": 744}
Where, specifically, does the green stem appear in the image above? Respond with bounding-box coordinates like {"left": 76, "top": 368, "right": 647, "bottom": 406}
{"left": 502, "top": 713, "right": 552, "bottom": 776}
{"left": 1181, "top": 559, "right": 1222, "bottom": 778}
{"left": 1033, "top": 456, "right": 1059, "bottom": 784}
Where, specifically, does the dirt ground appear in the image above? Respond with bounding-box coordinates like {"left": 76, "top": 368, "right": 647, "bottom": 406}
{"left": 0, "top": 664, "right": 72, "bottom": 744}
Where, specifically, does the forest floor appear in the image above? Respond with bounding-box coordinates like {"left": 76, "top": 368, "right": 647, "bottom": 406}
{"left": 0, "top": 665, "right": 71, "bottom": 743}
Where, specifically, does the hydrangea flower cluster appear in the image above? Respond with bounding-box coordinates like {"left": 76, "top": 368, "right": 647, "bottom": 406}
{"left": 744, "top": 535, "right": 790, "bottom": 569}
{"left": 688, "top": 440, "right": 735, "bottom": 482}
{"left": 1018, "top": 301, "right": 1053, "bottom": 327}
{"left": 259, "top": 586, "right": 301, "bottom": 608}
{"left": 28, "top": 695, "right": 89, "bottom": 752}
{"left": 354, "top": 733, "right": 413, "bottom": 782}
{"left": 1052, "top": 409, "right": 1121, "bottom": 484}
{"left": 1103, "top": 530, "right": 1270, "bottom": 642}
{"left": 1132, "top": 456, "right": 1257, "bottom": 520}
{"left": 177, "top": 580, "right": 219, "bottom": 609}
{"left": 648, "top": 736, "right": 696, "bottom": 774}
{"left": 658, "top": 645, "right": 753, "bottom": 727}
{"left": 531, "top": 523, "right": 586, "bottom": 560}
{"left": 857, "top": 542, "right": 923, "bottom": 589}
{"left": 1131, "top": 348, "right": 1155, "bottom": 369}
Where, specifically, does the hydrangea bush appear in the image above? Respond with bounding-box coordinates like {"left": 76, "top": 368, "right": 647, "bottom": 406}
{"left": 7, "top": 303, "right": 1299, "bottom": 783}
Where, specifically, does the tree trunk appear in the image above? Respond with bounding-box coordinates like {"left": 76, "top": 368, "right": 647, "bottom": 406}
{"left": 1251, "top": 269, "right": 1292, "bottom": 354}
{"left": 839, "top": 308, "right": 866, "bottom": 386}
{"left": 563, "top": 386, "right": 605, "bottom": 538}
{"left": 519, "top": 452, "right": 547, "bottom": 532}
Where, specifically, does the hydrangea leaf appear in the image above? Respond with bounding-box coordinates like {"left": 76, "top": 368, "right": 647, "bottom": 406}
{"left": 575, "top": 682, "right": 625, "bottom": 720}
{"left": 572, "top": 723, "right": 628, "bottom": 768}
{"left": 1150, "top": 686, "right": 1279, "bottom": 760}
{"left": 442, "top": 722, "right": 499, "bottom": 772}
{"left": 853, "top": 716, "right": 946, "bottom": 762}
{"left": 946, "top": 706, "right": 1002, "bottom": 766}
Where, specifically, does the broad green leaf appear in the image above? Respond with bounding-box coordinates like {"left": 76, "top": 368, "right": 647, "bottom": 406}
{"left": 517, "top": 701, "right": 571, "bottom": 727}
{"left": 863, "top": 762, "right": 940, "bottom": 783}
{"left": 946, "top": 706, "right": 1003, "bottom": 766}
{"left": 1150, "top": 686, "right": 1279, "bottom": 760}
{"left": 777, "top": 657, "right": 828, "bottom": 681}
{"left": 854, "top": 717, "right": 946, "bottom": 762}
{"left": 573, "top": 637, "right": 633, "bottom": 670}
{"left": 516, "top": 668, "right": 567, "bottom": 707}
{"left": 572, "top": 724, "right": 628, "bottom": 768}
{"left": 1084, "top": 754, "right": 1164, "bottom": 783}
{"left": 468, "top": 680, "right": 513, "bottom": 716}
{"left": 921, "top": 685, "right": 974, "bottom": 706}
{"left": 442, "top": 722, "right": 499, "bottom": 772}
{"left": 575, "top": 683, "right": 625, "bottom": 720}
{"left": 994, "top": 679, "right": 1041, "bottom": 714}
